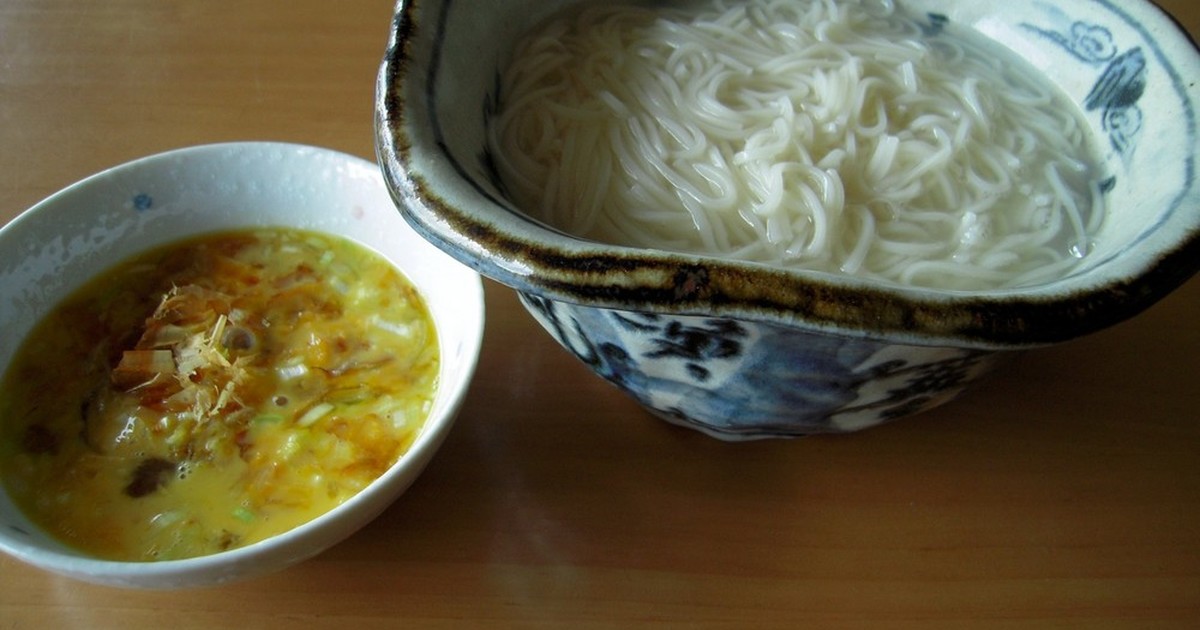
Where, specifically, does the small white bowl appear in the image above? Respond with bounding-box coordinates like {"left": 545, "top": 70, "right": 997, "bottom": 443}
{"left": 0, "top": 142, "right": 485, "bottom": 588}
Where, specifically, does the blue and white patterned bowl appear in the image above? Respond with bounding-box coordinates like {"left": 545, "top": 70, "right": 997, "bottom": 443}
{"left": 375, "top": 0, "right": 1200, "bottom": 439}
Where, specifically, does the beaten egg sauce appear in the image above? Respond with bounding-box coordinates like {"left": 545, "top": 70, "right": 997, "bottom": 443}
{"left": 0, "top": 229, "right": 439, "bottom": 561}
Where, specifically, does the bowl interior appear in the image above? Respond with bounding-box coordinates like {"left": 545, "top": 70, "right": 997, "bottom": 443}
{"left": 0, "top": 142, "right": 485, "bottom": 587}
{"left": 378, "top": 0, "right": 1200, "bottom": 346}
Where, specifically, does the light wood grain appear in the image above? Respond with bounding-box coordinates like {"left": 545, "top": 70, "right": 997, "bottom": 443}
{"left": 1, "top": 1, "right": 1197, "bottom": 627}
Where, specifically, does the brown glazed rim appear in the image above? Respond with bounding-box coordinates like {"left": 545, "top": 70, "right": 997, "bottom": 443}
{"left": 374, "top": 0, "right": 1200, "bottom": 350}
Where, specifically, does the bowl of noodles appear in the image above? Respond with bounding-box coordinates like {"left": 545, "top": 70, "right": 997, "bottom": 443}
{"left": 376, "top": 0, "right": 1199, "bottom": 439}
{"left": 0, "top": 142, "right": 485, "bottom": 587}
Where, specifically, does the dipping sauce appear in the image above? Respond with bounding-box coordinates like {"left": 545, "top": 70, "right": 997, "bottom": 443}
{"left": 0, "top": 228, "right": 439, "bottom": 561}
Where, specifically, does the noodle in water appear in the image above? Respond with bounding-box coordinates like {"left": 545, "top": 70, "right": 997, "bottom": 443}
{"left": 486, "top": 0, "right": 1106, "bottom": 290}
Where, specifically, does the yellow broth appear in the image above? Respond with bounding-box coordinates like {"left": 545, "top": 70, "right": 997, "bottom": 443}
{"left": 0, "top": 229, "right": 439, "bottom": 561}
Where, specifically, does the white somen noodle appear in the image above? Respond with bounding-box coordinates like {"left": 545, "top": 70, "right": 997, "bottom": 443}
{"left": 486, "top": 0, "right": 1106, "bottom": 290}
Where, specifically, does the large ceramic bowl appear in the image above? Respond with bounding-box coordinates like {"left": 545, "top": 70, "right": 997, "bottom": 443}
{"left": 375, "top": 0, "right": 1199, "bottom": 439}
{"left": 0, "top": 142, "right": 485, "bottom": 587}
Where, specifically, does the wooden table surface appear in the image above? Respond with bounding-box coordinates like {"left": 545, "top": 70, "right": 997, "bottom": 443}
{"left": 1, "top": 1, "right": 1197, "bottom": 627}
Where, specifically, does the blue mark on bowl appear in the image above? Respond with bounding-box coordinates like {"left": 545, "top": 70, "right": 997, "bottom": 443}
{"left": 519, "top": 292, "right": 1001, "bottom": 438}
{"left": 1022, "top": 17, "right": 1146, "bottom": 159}
{"left": 132, "top": 193, "right": 154, "bottom": 211}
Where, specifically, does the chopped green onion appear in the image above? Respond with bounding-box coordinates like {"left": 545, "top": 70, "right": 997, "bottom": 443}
{"left": 278, "top": 432, "right": 303, "bottom": 460}
{"left": 150, "top": 510, "right": 185, "bottom": 528}
{"left": 297, "top": 402, "right": 335, "bottom": 427}
{"left": 327, "top": 386, "right": 370, "bottom": 405}
{"left": 276, "top": 363, "right": 308, "bottom": 380}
